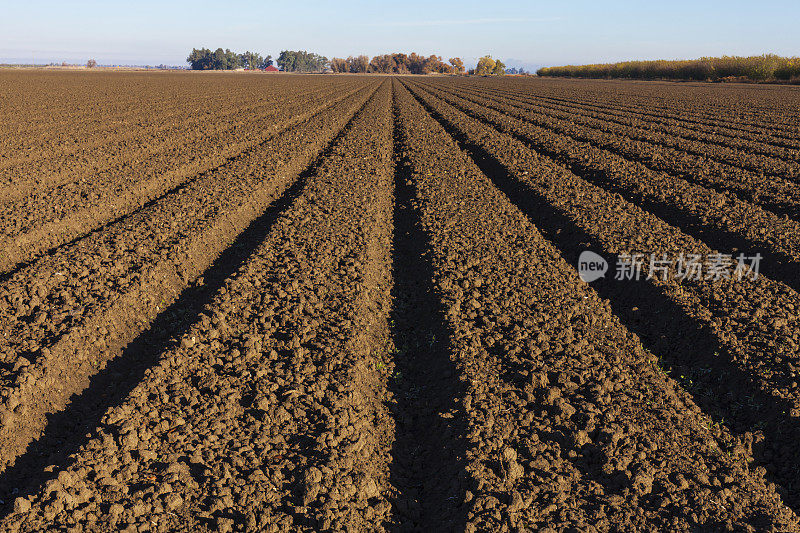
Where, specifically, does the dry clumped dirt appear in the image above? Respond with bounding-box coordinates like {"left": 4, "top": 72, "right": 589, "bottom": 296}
{"left": 1, "top": 70, "right": 800, "bottom": 531}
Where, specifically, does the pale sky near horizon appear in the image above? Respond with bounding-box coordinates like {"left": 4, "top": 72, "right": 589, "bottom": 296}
{"left": 0, "top": 0, "right": 797, "bottom": 69}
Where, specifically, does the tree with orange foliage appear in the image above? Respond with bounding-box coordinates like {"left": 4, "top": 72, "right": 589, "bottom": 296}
{"left": 449, "top": 57, "right": 465, "bottom": 74}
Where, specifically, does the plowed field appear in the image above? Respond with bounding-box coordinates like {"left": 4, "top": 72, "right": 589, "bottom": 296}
{"left": 2, "top": 71, "right": 800, "bottom": 532}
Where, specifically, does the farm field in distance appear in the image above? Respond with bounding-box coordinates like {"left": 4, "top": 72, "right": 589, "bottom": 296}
{"left": 2, "top": 70, "right": 800, "bottom": 531}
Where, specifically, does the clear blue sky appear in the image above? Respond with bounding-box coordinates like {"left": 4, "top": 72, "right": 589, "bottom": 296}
{"left": 1, "top": 0, "right": 797, "bottom": 68}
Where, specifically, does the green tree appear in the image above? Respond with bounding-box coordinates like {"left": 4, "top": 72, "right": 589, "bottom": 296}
{"left": 187, "top": 47, "right": 239, "bottom": 70}
{"left": 277, "top": 50, "right": 328, "bottom": 72}
{"left": 492, "top": 59, "right": 506, "bottom": 75}
{"left": 187, "top": 48, "right": 213, "bottom": 70}
{"left": 239, "top": 51, "right": 263, "bottom": 69}
{"left": 217, "top": 48, "right": 240, "bottom": 69}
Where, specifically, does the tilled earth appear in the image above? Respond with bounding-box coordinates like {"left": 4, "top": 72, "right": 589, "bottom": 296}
{"left": 1, "top": 71, "right": 800, "bottom": 531}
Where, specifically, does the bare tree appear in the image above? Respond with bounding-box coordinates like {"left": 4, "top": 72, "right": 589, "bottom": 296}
{"left": 346, "top": 55, "right": 369, "bottom": 73}
{"left": 368, "top": 54, "right": 395, "bottom": 73}
{"left": 330, "top": 58, "right": 348, "bottom": 73}
{"left": 86, "top": 59, "right": 97, "bottom": 68}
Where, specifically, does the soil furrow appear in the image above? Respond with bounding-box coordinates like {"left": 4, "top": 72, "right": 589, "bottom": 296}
{"left": 436, "top": 80, "right": 800, "bottom": 165}
{"left": 386, "top": 85, "right": 469, "bottom": 530}
{"left": 394, "top": 78, "right": 799, "bottom": 532}
{"left": 434, "top": 78, "right": 800, "bottom": 170}
{"left": 0, "top": 81, "right": 374, "bottom": 275}
{"left": 401, "top": 78, "right": 800, "bottom": 510}
{"left": 1, "top": 77, "right": 395, "bottom": 533}
{"left": 494, "top": 78, "right": 800, "bottom": 135}
{"left": 422, "top": 81, "right": 800, "bottom": 214}
{"left": 422, "top": 79, "right": 800, "bottom": 225}
{"left": 0, "top": 81, "right": 341, "bottom": 172}
{"left": 0, "top": 134, "right": 308, "bottom": 522}
{"left": 0, "top": 72, "right": 345, "bottom": 151}
{"left": 455, "top": 80, "right": 800, "bottom": 151}
{"left": 0, "top": 82, "right": 344, "bottom": 205}
{"left": 405, "top": 79, "right": 800, "bottom": 293}
{"left": 5, "top": 71, "right": 800, "bottom": 532}
{"left": 0, "top": 80, "right": 382, "bottom": 479}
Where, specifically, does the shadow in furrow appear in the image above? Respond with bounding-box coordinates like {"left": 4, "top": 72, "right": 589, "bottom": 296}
{"left": 0, "top": 101, "right": 368, "bottom": 517}
{"left": 407, "top": 81, "right": 800, "bottom": 295}
{"left": 385, "top": 93, "right": 469, "bottom": 532}
{"left": 403, "top": 83, "right": 800, "bottom": 513}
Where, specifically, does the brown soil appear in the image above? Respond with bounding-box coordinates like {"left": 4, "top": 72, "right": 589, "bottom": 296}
{"left": 1, "top": 71, "right": 800, "bottom": 531}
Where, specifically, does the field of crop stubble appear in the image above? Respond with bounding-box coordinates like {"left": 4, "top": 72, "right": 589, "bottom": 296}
{"left": 1, "top": 70, "right": 800, "bottom": 531}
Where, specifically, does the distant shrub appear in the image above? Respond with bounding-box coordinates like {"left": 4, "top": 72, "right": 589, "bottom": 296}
{"left": 537, "top": 54, "right": 800, "bottom": 82}
{"left": 774, "top": 58, "right": 800, "bottom": 80}
{"left": 86, "top": 59, "right": 97, "bottom": 68}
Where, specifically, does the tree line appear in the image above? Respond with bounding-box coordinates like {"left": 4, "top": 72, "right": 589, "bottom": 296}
{"left": 187, "top": 48, "right": 273, "bottom": 70}
{"left": 187, "top": 48, "right": 509, "bottom": 76}
{"left": 537, "top": 54, "right": 800, "bottom": 82}
{"left": 187, "top": 48, "right": 329, "bottom": 72}
{"left": 276, "top": 51, "right": 328, "bottom": 72}
{"left": 329, "top": 53, "right": 466, "bottom": 74}
{"left": 328, "top": 54, "right": 511, "bottom": 76}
